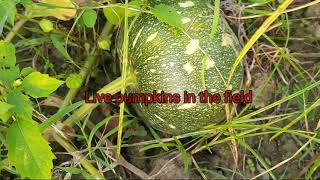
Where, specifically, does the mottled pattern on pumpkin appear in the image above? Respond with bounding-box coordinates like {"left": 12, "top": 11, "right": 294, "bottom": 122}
{"left": 123, "top": 0, "right": 244, "bottom": 134}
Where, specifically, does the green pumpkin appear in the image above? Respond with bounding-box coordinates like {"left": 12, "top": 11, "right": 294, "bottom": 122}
{"left": 120, "top": 0, "right": 244, "bottom": 134}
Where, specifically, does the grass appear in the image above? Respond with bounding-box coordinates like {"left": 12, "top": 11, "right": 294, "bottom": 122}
{"left": 1, "top": 0, "right": 320, "bottom": 179}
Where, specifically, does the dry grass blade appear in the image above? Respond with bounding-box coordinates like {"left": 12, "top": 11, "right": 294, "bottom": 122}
{"left": 227, "top": 0, "right": 294, "bottom": 87}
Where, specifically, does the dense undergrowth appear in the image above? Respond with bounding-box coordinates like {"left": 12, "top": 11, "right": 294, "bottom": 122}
{"left": 0, "top": 0, "right": 320, "bottom": 179}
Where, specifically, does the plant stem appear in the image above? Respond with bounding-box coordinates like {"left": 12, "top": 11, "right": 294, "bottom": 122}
{"left": 63, "top": 73, "right": 135, "bottom": 127}
{"left": 47, "top": 21, "right": 120, "bottom": 180}
{"left": 62, "top": 22, "right": 115, "bottom": 107}
{"left": 4, "top": 18, "right": 28, "bottom": 42}
{"left": 52, "top": 132, "right": 104, "bottom": 179}
{"left": 62, "top": 54, "right": 96, "bottom": 107}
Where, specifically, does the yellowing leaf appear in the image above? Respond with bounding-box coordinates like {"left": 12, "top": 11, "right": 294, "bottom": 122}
{"left": 22, "top": 72, "right": 64, "bottom": 98}
{"left": 39, "top": 18, "right": 54, "bottom": 32}
{"left": 25, "top": 0, "right": 77, "bottom": 21}
{"left": 7, "top": 117, "right": 55, "bottom": 179}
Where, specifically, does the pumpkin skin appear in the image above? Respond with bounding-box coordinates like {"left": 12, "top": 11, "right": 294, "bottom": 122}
{"left": 123, "top": 0, "right": 244, "bottom": 134}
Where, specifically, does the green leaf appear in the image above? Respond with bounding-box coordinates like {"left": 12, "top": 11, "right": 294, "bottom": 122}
{"left": 66, "top": 73, "right": 82, "bottom": 89}
{"left": 0, "top": 0, "right": 17, "bottom": 32}
{"left": 82, "top": 9, "right": 97, "bottom": 28}
{"left": 39, "top": 18, "right": 54, "bottom": 32}
{"left": 0, "top": 101, "right": 14, "bottom": 122}
{"left": 150, "top": 4, "right": 183, "bottom": 30}
{"left": 0, "top": 111, "right": 13, "bottom": 123}
{"left": 7, "top": 91, "right": 33, "bottom": 119}
{"left": 50, "top": 34, "right": 73, "bottom": 61}
{"left": 7, "top": 117, "right": 55, "bottom": 179}
{"left": 0, "top": 41, "right": 16, "bottom": 67}
{"left": 22, "top": 72, "right": 64, "bottom": 98}
{"left": 103, "top": 5, "right": 125, "bottom": 25}
{"left": 127, "top": 0, "right": 142, "bottom": 17}
{"left": 0, "top": 66, "right": 20, "bottom": 88}
{"left": 20, "top": 67, "right": 35, "bottom": 77}
{"left": 103, "top": 1, "right": 141, "bottom": 25}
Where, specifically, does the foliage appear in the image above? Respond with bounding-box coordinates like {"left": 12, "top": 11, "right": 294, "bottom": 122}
{"left": 1, "top": 0, "right": 320, "bottom": 179}
{"left": 0, "top": 40, "right": 63, "bottom": 178}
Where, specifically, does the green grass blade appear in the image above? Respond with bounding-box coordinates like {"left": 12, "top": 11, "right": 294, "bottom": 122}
{"left": 139, "top": 143, "right": 176, "bottom": 152}
{"left": 88, "top": 115, "right": 118, "bottom": 157}
{"left": 39, "top": 100, "right": 84, "bottom": 132}
{"left": 306, "top": 158, "right": 320, "bottom": 180}
{"left": 239, "top": 140, "right": 276, "bottom": 180}
{"left": 270, "top": 99, "right": 320, "bottom": 140}
{"left": 236, "top": 79, "right": 320, "bottom": 121}
{"left": 174, "top": 136, "right": 189, "bottom": 175}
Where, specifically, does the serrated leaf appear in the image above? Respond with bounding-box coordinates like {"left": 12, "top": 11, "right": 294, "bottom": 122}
{"left": 0, "top": 41, "right": 16, "bottom": 67}
{"left": 0, "top": 66, "right": 20, "bottom": 88}
{"left": 50, "top": 34, "right": 73, "bottom": 61}
{"left": 25, "top": 0, "right": 77, "bottom": 21}
{"left": 7, "top": 91, "right": 33, "bottom": 119}
{"left": 82, "top": 9, "right": 97, "bottom": 28}
{"left": 22, "top": 72, "right": 64, "bottom": 98}
{"left": 7, "top": 117, "right": 55, "bottom": 179}
{"left": 150, "top": 4, "right": 183, "bottom": 30}
{"left": 0, "top": 101, "right": 14, "bottom": 122}
{"left": 66, "top": 74, "right": 82, "bottom": 89}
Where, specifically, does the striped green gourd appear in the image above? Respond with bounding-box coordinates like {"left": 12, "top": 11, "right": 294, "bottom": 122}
{"left": 120, "top": 0, "right": 244, "bottom": 135}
